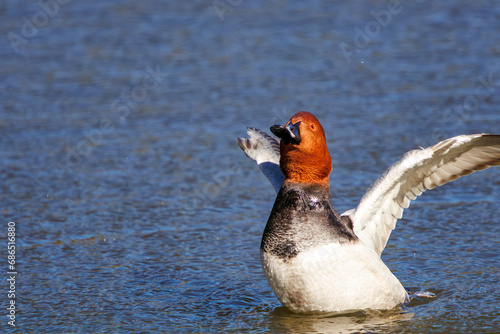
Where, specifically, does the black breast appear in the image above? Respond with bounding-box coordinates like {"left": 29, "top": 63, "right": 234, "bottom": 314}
{"left": 261, "top": 181, "right": 358, "bottom": 261}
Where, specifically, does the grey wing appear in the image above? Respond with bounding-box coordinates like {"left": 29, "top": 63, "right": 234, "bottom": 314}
{"left": 346, "top": 134, "right": 500, "bottom": 256}
{"left": 236, "top": 127, "right": 285, "bottom": 193}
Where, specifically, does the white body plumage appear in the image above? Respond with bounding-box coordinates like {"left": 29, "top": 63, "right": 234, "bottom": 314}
{"left": 261, "top": 242, "right": 408, "bottom": 314}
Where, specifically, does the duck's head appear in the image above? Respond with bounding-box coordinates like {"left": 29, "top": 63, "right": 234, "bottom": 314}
{"left": 271, "top": 111, "right": 332, "bottom": 186}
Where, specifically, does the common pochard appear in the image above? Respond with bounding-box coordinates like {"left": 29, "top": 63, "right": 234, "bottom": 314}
{"left": 237, "top": 111, "right": 500, "bottom": 314}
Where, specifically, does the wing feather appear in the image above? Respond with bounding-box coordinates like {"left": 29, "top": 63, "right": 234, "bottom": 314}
{"left": 236, "top": 127, "right": 285, "bottom": 193}
{"left": 347, "top": 134, "right": 500, "bottom": 256}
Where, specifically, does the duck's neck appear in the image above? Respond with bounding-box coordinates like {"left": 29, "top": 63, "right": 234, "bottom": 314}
{"left": 280, "top": 147, "right": 332, "bottom": 186}
{"left": 280, "top": 160, "right": 332, "bottom": 187}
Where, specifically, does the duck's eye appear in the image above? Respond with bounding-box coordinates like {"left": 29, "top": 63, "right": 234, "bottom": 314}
{"left": 310, "top": 123, "right": 316, "bottom": 130}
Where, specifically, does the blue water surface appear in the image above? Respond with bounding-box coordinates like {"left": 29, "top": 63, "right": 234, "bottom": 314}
{"left": 1, "top": 0, "right": 500, "bottom": 332}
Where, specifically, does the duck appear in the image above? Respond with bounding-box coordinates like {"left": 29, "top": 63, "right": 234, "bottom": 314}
{"left": 236, "top": 111, "right": 500, "bottom": 315}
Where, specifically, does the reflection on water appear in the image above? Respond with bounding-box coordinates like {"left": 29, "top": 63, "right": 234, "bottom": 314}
{"left": 269, "top": 307, "right": 415, "bottom": 334}
{"left": 2, "top": 0, "right": 500, "bottom": 332}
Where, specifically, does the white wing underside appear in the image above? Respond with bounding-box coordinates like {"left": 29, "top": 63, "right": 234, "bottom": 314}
{"left": 351, "top": 134, "right": 500, "bottom": 255}
{"left": 237, "top": 129, "right": 500, "bottom": 256}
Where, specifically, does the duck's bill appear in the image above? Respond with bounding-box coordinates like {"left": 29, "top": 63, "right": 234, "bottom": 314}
{"left": 270, "top": 122, "right": 301, "bottom": 145}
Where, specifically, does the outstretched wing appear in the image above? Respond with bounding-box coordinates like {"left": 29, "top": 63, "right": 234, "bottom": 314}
{"left": 236, "top": 127, "right": 285, "bottom": 193}
{"left": 348, "top": 134, "right": 500, "bottom": 256}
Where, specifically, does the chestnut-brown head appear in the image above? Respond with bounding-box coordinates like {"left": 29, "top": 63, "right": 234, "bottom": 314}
{"left": 270, "top": 111, "right": 332, "bottom": 186}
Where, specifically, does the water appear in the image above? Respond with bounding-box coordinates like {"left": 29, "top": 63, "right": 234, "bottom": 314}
{"left": 1, "top": 0, "right": 500, "bottom": 332}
